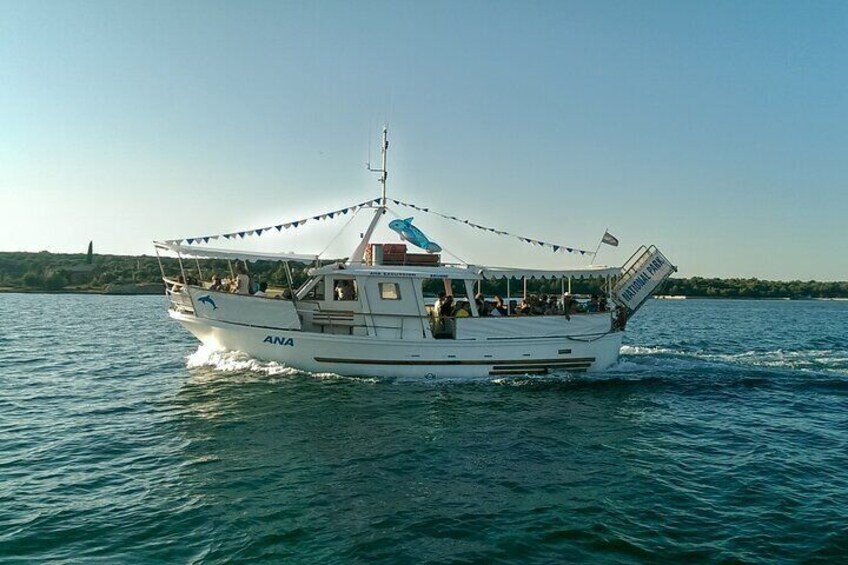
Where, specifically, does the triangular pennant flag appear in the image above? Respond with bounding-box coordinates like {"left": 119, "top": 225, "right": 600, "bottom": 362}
{"left": 255, "top": 229, "right": 263, "bottom": 236}
{"left": 342, "top": 208, "right": 349, "bottom": 215}
{"left": 552, "top": 245, "right": 560, "bottom": 252}
{"left": 290, "top": 221, "right": 299, "bottom": 228}
{"left": 566, "top": 247, "right": 573, "bottom": 253}
{"left": 275, "top": 225, "right": 283, "bottom": 231}
{"left": 203, "top": 237, "right": 210, "bottom": 243}
{"left": 187, "top": 238, "right": 195, "bottom": 244}
{"left": 238, "top": 232, "right": 246, "bottom": 238}
{"left": 328, "top": 212, "right": 335, "bottom": 219}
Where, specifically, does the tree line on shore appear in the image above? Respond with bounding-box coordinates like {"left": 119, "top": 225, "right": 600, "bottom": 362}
{"left": 0, "top": 251, "right": 846, "bottom": 299}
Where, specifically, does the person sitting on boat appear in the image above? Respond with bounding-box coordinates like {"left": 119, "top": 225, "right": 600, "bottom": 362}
{"left": 487, "top": 300, "right": 503, "bottom": 317}
{"left": 254, "top": 281, "right": 268, "bottom": 298}
{"left": 474, "top": 293, "right": 489, "bottom": 316}
{"left": 588, "top": 294, "right": 600, "bottom": 313}
{"left": 493, "top": 295, "right": 508, "bottom": 316}
{"left": 171, "top": 275, "right": 185, "bottom": 293}
{"left": 335, "top": 280, "right": 356, "bottom": 301}
{"left": 440, "top": 295, "right": 454, "bottom": 317}
{"left": 434, "top": 292, "right": 448, "bottom": 317}
{"left": 598, "top": 295, "right": 608, "bottom": 312}
{"left": 209, "top": 274, "right": 224, "bottom": 291}
{"left": 454, "top": 301, "right": 471, "bottom": 318}
{"left": 562, "top": 293, "right": 574, "bottom": 320}
{"left": 233, "top": 265, "right": 250, "bottom": 295}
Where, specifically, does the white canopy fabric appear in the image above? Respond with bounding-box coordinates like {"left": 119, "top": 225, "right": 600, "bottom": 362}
{"left": 478, "top": 266, "right": 620, "bottom": 280}
{"left": 154, "top": 242, "right": 319, "bottom": 263}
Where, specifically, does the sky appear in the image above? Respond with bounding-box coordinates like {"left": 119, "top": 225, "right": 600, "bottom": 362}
{"left": 2, "top": 0, "right": 846, "bottom": 280}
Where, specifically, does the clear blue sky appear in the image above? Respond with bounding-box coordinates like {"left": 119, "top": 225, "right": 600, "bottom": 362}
{"left": 2, "top": 1, "right": 846, "bottom": 279}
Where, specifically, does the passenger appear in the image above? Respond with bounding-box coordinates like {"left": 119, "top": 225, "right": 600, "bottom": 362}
{"left": 233, "top": 265, "right": 250, "bottom": 295}
{"left": 434, "top": 291, "right": 448, "bottom": 317}
{"left": 569, "top": 296, "right": 582, "bottom": 315}
{"left": 598, "top": 295, "right": 608, "bottom": 312}
{"left": 588, "top": 294, "right": 600, "bottom": 313}
{"left": 562, "top": 293, "right": 573, "bottom": 321}
{"left": 171, "top": 275, "right": 185, "bottom": 293}
{"left": 281, "top": 288, "right": 293, "bottom": 300}
{"left": 493, "top": 295, "right": 508, "bottom": 316}
{"left": 454, "top": 301, "right": 471, "bottom": 318}
{"left": 487, "top": 300, "right": 503, "bottom": 317}
{"left": 441, "top": 295, "right": 454, "bottom": 317}
{"left": 342, "top": 281, "right": 355, "bottom": 300}
{"left": 254, "top": 281, "right": 268, "bottom": 298}
{"left": 209, "top": 274, "right": 224, "bottom": 291}
{"left": 529, "top": 294, "right": 545, "bottom": 316}
{"left": 474, "top": 293, "right": 488, "bottom": 316}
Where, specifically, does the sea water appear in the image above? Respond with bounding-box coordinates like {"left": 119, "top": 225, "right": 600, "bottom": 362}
{"left": 1, "top": 295, "right": 846, "bottom": 563}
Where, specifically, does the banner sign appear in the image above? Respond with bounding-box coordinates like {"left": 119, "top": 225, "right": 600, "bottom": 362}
{"left": 613, "top": 247, "right": 675, "bottom": 310}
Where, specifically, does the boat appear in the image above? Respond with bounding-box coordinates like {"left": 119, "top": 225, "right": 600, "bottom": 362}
{"left": 154, "top": 128, "right": 675, "bottom": 378}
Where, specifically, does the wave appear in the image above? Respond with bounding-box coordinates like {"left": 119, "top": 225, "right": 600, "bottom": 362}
{"left": 619, "top": 344, "right": 848, "bottom": 377}
{"left": 184, "top": 344, "right": 380, "bottom": 384}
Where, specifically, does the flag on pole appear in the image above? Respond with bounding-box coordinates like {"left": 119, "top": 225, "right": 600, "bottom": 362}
{"left": 601, "top": 230, "right": 619, "bottom": 247}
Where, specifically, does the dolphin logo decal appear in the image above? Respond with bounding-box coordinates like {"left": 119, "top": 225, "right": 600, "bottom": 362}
{"left": 388, "top": 217, "right": 442, "bottom": 253}
{"left": 198, "top": 295, "right": 218, "bottom": 310}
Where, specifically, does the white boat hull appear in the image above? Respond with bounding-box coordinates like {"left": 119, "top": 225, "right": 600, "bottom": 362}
{"left": 171, "top": 310, "right": 623, "bottom": 378}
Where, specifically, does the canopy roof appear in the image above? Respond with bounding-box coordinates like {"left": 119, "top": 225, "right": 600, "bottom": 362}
{"left": 155, "top": 242, "right": 319, "bottom": 263}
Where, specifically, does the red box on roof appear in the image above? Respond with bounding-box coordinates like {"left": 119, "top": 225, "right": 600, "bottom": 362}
{"left": 382, "top": 243, "right": 407, "bottom": 254}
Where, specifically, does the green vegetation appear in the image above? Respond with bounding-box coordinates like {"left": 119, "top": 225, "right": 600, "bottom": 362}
{"left": 658, "top": 277, "right": 848, "bottom": 299}
{"left": 0, "top": 251, "right": 846, "bottom": 298}
{"left": 0, "top": 251, "right": 312, "bottom": 294}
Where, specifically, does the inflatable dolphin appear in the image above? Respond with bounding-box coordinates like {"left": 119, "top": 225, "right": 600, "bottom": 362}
{"left": 388, "top": 217, "right": 442, "bottom": 253}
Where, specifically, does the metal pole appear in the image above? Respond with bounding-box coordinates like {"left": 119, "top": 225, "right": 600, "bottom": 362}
{"left": 284, "top": 261, "right": 298, "bottom": 305}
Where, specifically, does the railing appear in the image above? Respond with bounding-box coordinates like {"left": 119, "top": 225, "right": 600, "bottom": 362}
{"left": 163, "top": 277, "right": 195, "bottom": 313}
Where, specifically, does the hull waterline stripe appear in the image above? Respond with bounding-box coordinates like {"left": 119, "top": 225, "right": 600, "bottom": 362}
{"left": 313, "top": 356, "right": 596, "bottom": 366}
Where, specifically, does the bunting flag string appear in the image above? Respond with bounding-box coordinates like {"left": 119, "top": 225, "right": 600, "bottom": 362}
{"left": 387, "top": 198, "right": 595, "bottom": 256}
{"left": 164, "top": 198, "right": 382, "bottom": 246}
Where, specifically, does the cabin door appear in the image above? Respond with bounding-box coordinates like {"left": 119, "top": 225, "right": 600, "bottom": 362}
{"left": 363, "top": 278, "right": 425, "bottom": 340}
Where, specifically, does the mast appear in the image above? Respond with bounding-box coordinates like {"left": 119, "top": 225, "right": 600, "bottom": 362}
{"left": 369, "top": 125, "right": 389, "bottom": 206}
{"left": 351, "top": 126, "right": 389, "bottom": 263}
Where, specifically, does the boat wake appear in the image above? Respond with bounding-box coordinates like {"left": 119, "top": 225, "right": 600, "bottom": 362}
{"left": 618, "top": 344, "right": 848, "bottom": 377}
{"left": 184, "top": 344, "right": 380, "bottom": 383}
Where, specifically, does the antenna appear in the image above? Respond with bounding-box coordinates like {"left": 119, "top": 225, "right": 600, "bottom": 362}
{"left": 367, "top": 125, "right": 388, "bottom": 206}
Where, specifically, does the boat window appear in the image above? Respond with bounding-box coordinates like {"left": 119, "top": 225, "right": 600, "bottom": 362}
{"left": 333, "top": 279, "right": 357, "bottom": 301}
{"left": 379, "top": 282, "right": 401, "bottom": 300}
{"left": 303, "top": 278, "right": 325, "bottom": 300}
